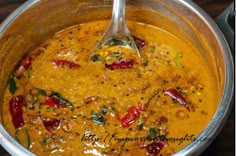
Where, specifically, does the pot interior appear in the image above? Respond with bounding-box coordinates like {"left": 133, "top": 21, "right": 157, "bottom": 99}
{"left": 0, "top": 0, "right": 232, "bottom": 155}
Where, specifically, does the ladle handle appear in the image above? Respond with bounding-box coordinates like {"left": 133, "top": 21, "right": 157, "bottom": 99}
{"left": 111, "top": 0, "right": 129, "bottom": 36}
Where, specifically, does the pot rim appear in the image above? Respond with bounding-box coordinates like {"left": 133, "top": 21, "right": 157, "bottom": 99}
{"left": 0, "top": 0, "right": 234, "bottom": 156}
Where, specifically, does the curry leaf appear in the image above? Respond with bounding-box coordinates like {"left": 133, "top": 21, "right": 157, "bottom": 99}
{"left": 15, "top": 127, "right": 31, "bottom": 148}
{"left": 91, "top": 111, "right": 105, "bottom": 125}
{"left": 34, "top": 88, "right": 47, "bottom": 96}
{"left": 147, "top": 127, "right": 158, "bottom": 140}
{"left": 91, "top": 105, "right": 107, "bottom": 125}
{"left": 8, "top": 74, "right": 17, "bottom": 94}
{"left": 51, "top": 92, "right": 74, "bottom": 110}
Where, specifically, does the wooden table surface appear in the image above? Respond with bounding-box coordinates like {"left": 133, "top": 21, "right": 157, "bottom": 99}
{"left": 0, "top": 0, "right": 234, "bottom": 156}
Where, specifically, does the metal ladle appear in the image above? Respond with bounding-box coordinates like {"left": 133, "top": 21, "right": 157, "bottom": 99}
{"left": 91, "top": 0, "right": 141, "bottom": 60}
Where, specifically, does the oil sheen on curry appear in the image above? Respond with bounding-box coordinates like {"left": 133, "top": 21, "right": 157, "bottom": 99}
{"left": 3, "top": 20, "right": 219, "bottom": 156}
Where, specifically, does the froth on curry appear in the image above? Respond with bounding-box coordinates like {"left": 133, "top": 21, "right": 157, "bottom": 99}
{"left": 3, "top": 20, "right": 219, "bottom": 155}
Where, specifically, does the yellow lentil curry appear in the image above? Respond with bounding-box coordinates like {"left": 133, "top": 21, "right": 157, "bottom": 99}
{"left": 3, "top": 20, "right": 219, "bottom": 156}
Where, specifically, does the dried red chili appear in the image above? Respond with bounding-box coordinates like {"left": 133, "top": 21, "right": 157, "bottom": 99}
{"left": 133, "top": 35, "right": 147, "bottom": 49}
{"left": 164, "top": 88, "right": 190, "bottom": 111}
{"left": 45, "top": 95, "right": 67, "bottom": 108}
{"left": 120, "top": 104, "right": 145, "bottom": 128}
{"left": 52, "top": 59, "right": 81, "bottom": 69}
{"left": 156, "top": 116, "right": 168, "bottom": 125}
{"left": 9, "top": 95, "right": 25, "bottom": 129}
{"left": 42, "top": 118, "right": 60, "bottom": 132}
{"left": 16, "top": 56, "right": 32, "bottom": 75}
{"left": 105, "top": 59, "right": 135, "bottom": 70}
{"left": 145, "top": 141, "right": 166, "bottom": 156}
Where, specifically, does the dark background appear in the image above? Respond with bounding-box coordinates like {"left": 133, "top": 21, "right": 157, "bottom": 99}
{"left": 0, "top": 0, "right": 234, "bottom": 156}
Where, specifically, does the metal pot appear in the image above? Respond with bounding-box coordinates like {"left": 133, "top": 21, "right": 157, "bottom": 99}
{"left": 0, "top": 0, "right": 234, "bottom": 155}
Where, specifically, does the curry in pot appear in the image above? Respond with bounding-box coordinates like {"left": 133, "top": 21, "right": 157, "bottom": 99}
{"left": 3, "top": 20, "right": 220, "bottom": 155}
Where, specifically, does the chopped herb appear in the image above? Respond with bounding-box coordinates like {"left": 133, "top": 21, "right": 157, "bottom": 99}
{"left": 91, "top": 111, "right": 106, "bottom": 125}
{"left": 24, "top": 70, "right": 31, "bottom": 79}
{"left": 150, "top": 110, "right": 156, "bottom": 115}
{"left": 175, "top": 52, "right": 183, "bottom": 67}
{"left": 162, "top": 79, "right": 169, "bottom": 85}
{"left": 110, "top": 103, "right": 116, "bottom": 111}
{"left": 101, "top": 105, "right": 108, "bottom": 115}
{"left": 120, "top": 141, "right": 126, "bottom": 153}
{"left": 122, "top": 37, "right": 131, "bottom": 46}
{"left": 15, "top": 127, "right": 31, "bottom": 148}
{"left": 39, "top": 103, "right": 44, "bottom": 109}
{"left": 91, "top": 54, "right": 100, "bottom": 62}
{"left": 142, "top": 60, "right": 149, "bottom": 66}
{"left": 200, "top": 110, "right": 207, "bottom": 115}
{"left": 137, "top": 116, "right": 144, "bottom": 131}
{"left": 8, "top": 74, "right": 17, "bottom": 94}
{"left": 149, "top": 45, "right": 156, "bottom": 53}
{"left": 91, "top": 105, "right": 108, "bottom": 125}
{"left": 167, "top": 60, "right": 171, "bottom": 65}
{"left": 104, "top": 38, "right": 124, "bottom": 46}
{"left": 29, "top": 97, "right": 39, "bottom": 110}
{"left": 40, "top": 137, "right": 58, "bottom": 152}
{"left": 34, "top": 88, "right": 47, "bottom": 96}
{"left": 46, "top": 107, "right": 55, "bottom": 112}
{"left": 111, "top": 52, "right": 122, "bottom": 59}
{"left": 176, "top": 87, "right": 186, "bottom": 94}
{"left": 71, "top": 115, "right": 78, "bottom": 119}
{"left": 40, "top": 137, "right": 52, "bottom": 144}
{"left": 138, "top": 123, "right": 144, "bottom": 131}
